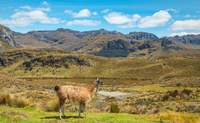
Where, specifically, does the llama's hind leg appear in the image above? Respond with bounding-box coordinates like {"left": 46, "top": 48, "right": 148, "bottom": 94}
{"left": 78, "top": 102, "right": 84, "bottom": 118}
{"left": 82, "top": 103, "right": 86, "bottom": 118}
{"left": 78, "top": 103, "right": 81, "bottom": 118}
{"left": 83, "top": 108, "right": 87, "bottom": 118}
{"left": 79, "top": 102, "right": 86, "bottom": 118}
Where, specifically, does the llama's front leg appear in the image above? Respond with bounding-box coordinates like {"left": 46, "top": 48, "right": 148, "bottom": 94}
{"left": 59, "top": 105, "right": 63, "bottom": 119}
{"left": 59, "top": 99, "right": 65, "bottom": 119}
{"left": 61, "top": 104, "right": 65, "bottom": 117}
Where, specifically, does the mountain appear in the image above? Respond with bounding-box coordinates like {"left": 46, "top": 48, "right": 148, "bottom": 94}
{"left": 14, "top": 28, "right": 127, "bottom": 51}
{"left": 160, "top": 35, "right": 200, "bottom": 51}
{"left": 0, "top": 24, "right": 199, "bottom": 57}
{"left": 13, "top": 29, "right": 162, "bottom": 57}
{"left": 167, "top": 35, "right": 200, "bottom": 45}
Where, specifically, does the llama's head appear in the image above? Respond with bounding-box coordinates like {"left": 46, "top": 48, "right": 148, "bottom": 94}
{"left": 95, "top": 77, "right": 102, "bottom": 92}
{"left": 54, "top": 85, "right": 60, "bottom": 92}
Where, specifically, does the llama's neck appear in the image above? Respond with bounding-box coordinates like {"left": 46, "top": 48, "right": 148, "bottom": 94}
{"left": 89, "top": 83, "right": 97, "bottom": 94}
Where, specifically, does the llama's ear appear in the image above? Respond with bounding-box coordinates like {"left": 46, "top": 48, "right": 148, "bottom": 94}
{"left": 54, "top": 85, "right": 60, "bottom": 91}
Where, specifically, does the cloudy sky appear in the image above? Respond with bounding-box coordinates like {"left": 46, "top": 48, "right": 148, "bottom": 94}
{"left": 0, "top": 0, "right": 200, "bottom": 37}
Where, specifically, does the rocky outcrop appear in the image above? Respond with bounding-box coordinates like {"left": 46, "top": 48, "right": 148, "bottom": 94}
{"left": 22, "top": 55, "right": 90, "bottom": 70}
{"left": 97, "top": 39, "right": 129, "bottom": 57}
{"left": 167, "top": 35, "right": 200, "bottom": 45}
{"left": 127, "top": 32, "right": 159, "bottom": 41}
{"left": 0, "top": 51, "right": 34, "bottom": 66}
{"left": 0, "top": 24, "right": 16, "bottom": 47}
{"left": 161, "top": 37, "right": 179, "bottom": 49}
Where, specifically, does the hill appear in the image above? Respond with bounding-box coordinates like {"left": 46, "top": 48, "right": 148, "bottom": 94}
{"left": 0, "top": 49, "right": 199, "bottom": 85}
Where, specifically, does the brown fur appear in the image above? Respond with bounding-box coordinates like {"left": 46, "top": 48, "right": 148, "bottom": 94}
{"left": 55, "top": 82, "right": 97, "bottom": 119}
{"left": 56, "top": 85, "right": 96, "bottom": 103}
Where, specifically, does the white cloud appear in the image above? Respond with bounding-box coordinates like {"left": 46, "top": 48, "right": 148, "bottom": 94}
{"left": 19, "top": 2, "right": 50, "bottom": 12}
{"left": 167, "top": 8, "right": 178, "bottom": 13}
{"left": 104, "top": 12, "right": 141, "bottom": 28}
{"left": 66, "top": 19, "right": 100, "bottom": 26}
{"left": 0, "top": 6, "right": 62, "bottom": 27}
{"left": 101, "top": 9, "right": 110, "bottom": 13}
{"left": 74, "top": 9, "right": 91, "bottom": 18}
{"left": 138, "top": 10, "right": 171, "bottom": 28}
{"left": 171, "top": 19, "right": 200, "bottom": 31}
{"left": 104, "top": 10, "right": 171, "bottom": 28}
{"left": 92, "top": 12, "right": 98, "bottom": 16}
{"left": 184, "top": 14, "right": 191, "bottom": 18}
{"left": 64, "top": 9, "right": 96, "bottom": 18}
{"left": 170, "top": 32, "right": 200, "bottom": 36}
{"left": 42, "top": 1, "right": 49, "bottom": 6}
{"left": 20, "top": 5, "right": 32, "bottom": 10}
{"left": 104, "top": 12, "right": 132, "bottom": 25}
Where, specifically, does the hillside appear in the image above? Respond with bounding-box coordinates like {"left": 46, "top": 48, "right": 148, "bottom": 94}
{"left": 0, "top": 49, "right": 199, "bottom": 85}
{"left": 0, "top": 25, "right": 16, "bottom": 52}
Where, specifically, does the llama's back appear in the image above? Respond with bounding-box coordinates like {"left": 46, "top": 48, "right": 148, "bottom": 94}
{"left": 58, "top": 85, "right": 92, "bottom": 103}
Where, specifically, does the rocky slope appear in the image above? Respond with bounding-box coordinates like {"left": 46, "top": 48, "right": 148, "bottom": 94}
{"left": 0, "top": 25, "right": 17, "bottom": 52}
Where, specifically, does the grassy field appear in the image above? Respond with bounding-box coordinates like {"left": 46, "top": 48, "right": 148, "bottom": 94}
{"left": 0, "top": 106, "right": 159, "bottom": 123}
{"left": 0, "top": 49, "right": 200, "bottom": 123}
{"left": 1, "top": 106, "right": 200, "bottom": 123}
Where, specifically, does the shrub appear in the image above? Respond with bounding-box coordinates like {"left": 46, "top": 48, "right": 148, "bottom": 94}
{"left": 0, "top": 93, "right": 9, "bottom": 105}
{"left": 42, "top": 100, "right": 59, "bottom": 112}
{"left": 0, "top": 93, "right": 30, "bottom": 108}
{"left": 110, "top": 103, "right": 120, "bottom": 113}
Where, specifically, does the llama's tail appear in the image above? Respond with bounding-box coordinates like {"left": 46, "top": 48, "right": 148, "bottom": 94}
{"left": 54, "top": 85, "right": 60, "bottom": 92}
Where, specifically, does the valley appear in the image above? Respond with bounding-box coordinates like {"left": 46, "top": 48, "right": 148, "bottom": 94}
{"left": 0, "top": 24, "right": 200, "bottom": 123}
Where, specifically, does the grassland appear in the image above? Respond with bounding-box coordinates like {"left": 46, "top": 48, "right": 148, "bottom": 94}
{"left": 0, "top": 106, "right": 161, "bottom": 123}
{"left": 0, "top": 49, "right": 200, "bottom": 123}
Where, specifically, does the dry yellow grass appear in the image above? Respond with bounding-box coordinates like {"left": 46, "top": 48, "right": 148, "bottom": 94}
{"left": 0, "top": 93, "right": 30, "bottom": 108}
{"left": 149, "top": 111, "right": 200, "bottom": 123}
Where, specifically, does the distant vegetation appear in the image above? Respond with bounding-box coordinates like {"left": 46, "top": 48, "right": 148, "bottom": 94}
{"left": 0, "top": 49, "right": 199, "bottom": 83}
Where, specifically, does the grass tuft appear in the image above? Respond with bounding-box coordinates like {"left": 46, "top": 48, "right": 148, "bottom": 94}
{"left": 41, "top": 99, "right": 59, "bottom": 112}
{"left": 0, "top": 93, "right": 30, "bottom": 108}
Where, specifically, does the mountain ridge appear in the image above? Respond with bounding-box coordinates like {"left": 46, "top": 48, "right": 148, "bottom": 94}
{"left": 0, "top": 24, "right": 199, "bottom": 57}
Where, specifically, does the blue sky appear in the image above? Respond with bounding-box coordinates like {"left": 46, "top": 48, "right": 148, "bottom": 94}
{"left": 0, "top": 0, "right": 200, "bottom": 37}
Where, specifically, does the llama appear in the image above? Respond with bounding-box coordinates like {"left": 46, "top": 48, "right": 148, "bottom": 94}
{"left": 54, "top": 78, "right": 101, "bottom": 119}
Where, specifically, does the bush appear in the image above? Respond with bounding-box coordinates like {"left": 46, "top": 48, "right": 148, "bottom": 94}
{"left": 110, "top": 103, "right": 120, "bottom": 113}
{"left": 0, "top": 93, "right": 8, "bottom": 105}
{"left": 42, "top": 100, "right": 59, "bottom": 112}
{"left": 0, "top": 93, "right": 30, "bottom": 108}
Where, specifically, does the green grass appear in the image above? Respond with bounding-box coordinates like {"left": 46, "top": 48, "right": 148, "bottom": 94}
{"left": 0, "top": 106, "right": 159, "bottom": 123}
{"left": 1, "top": 106, "right": 199, "bottom": 123}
